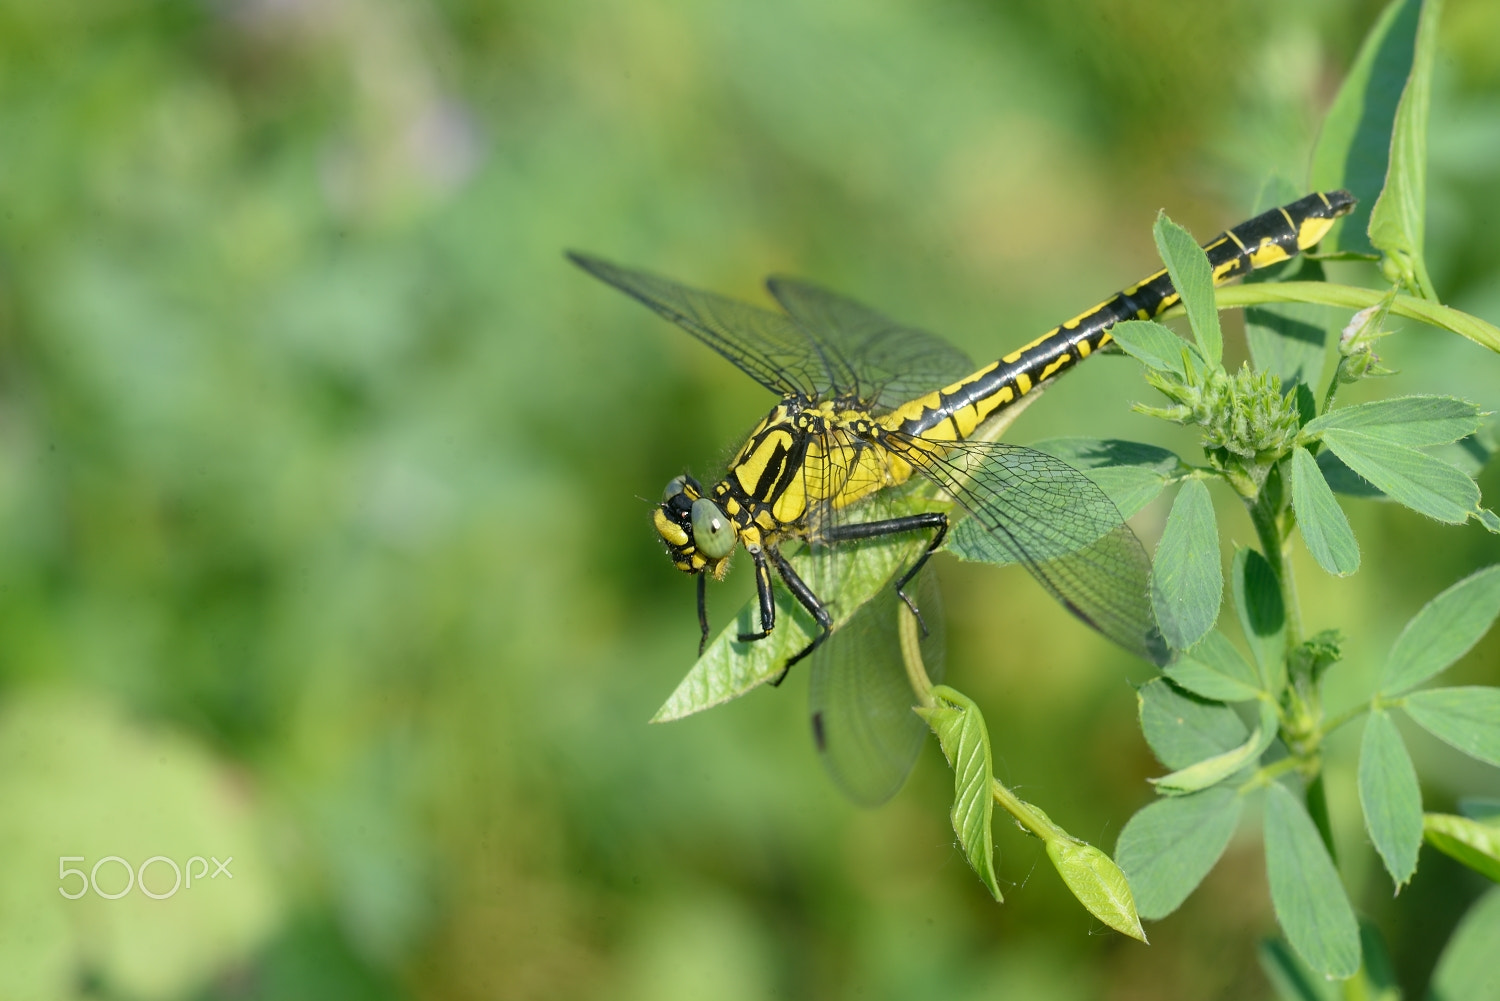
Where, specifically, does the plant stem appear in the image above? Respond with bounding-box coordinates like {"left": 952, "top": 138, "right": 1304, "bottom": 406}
{"left": 898, "top": 602, "right": 937, "bottom": 709}
{"left": 1206, "top": 281, "right": 1500, "bottom": 353}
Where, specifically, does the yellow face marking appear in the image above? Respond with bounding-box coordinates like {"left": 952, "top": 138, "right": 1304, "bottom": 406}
{"left": 1015, "top": 372, "right": 1033, "bottom": 395}
{"left": 654, "top": 509, "right": 689, "bottom": 547}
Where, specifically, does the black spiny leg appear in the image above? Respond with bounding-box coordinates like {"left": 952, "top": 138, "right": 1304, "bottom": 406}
{"left": 737, "top": 546, "right": 777, "bottom": 643}
{"left": 822, "top": 511, "right": 948, "bottom": 634}
{"left": 767, "top": 547, "right": 832, "bottom": 686}
{"left": 696, "top": 573, "right": 711, "bottom": 655}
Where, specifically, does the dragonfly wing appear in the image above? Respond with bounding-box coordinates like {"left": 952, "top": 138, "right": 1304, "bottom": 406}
{"left": 808, "top": 565, "right": 944, "bottom": 806}
{"left": 892, "top": 436, "right": 1169, "bottom": 666}
{"left": 570, "top": 253, "right": 835, "bottom": 399}
{"left": 766, "top": 277, "right": 976, "bottom": 413}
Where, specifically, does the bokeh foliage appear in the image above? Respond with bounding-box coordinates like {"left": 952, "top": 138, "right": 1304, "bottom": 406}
{"left": 0, "top": 1, "right": 1497, "bottom": 999}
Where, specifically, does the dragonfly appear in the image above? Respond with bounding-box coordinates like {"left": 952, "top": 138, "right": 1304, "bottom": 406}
{"left": 573, "top": 189, "right": 1355, "bottom": 803}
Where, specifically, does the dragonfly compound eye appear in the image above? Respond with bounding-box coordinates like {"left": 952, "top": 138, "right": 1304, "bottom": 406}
{"left": 690, "top": 498, "right": 737, "bottom": 560}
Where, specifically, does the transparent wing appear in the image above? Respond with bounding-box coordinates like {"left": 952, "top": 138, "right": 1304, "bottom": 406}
{"left": 808, "top": 565, "right": 943, "bottom": 806}
{"left": 569, "top": 252, "right": 834, "bottom": 399}
{"left": 886, "top": 435, "right": 1169, "bottom": 666}
{"left": 766, "top": 277, "right": 977, "bottom": 413}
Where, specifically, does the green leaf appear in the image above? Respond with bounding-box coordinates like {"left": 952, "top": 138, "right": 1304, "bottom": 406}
{"left": 1367, "top": 0, "right": 1443, "bottom": 299}
{"left": 1424, "top": 813, "right": 1500, "bottom": 883}
{"left": 1430, "top": 886, "right": 1500, "bottom": 1001}
{"left": 1045, "top": 839, "right": 1146, "bottom": 941}
{"left": 1110, "top": 319, "right": 1200, "bottom": 377}
{"left": 1402, "top": 687, "right": 1500, "bottom": 767}
{"left": 1152, "top": 480, "right": 1222, "bottom": 652}
{"left": 1115, "top": 786, "right": 1243, "bottom": 920}
{"left": 1263, "top": 782, "right": 1361, "bottom": 979}
{"left": 1316, "top": 449, "right": 1384, "bottom": 499}
{"left": 1381, "top": 564, "right": 1500, "bottom": 695}
{"left": 1233, "top": 547, "right": 1287, "bottom": 694}
{"left": 1302, "top": 395, "right": 1483, "bottom": 446}
{"left": 1309, "top": 0, "right": 1421, "bottom": 256}
{"left": 1357, "top": 709, "right": 1423, "bottom": 887}
{"left": 1245, "top": 255, "right": 1331, "bottom": 391}
{"left": 916, "top": 686, "right": 1002, "bottom": 901}
{"left": 1163, "top": 630, "right": 1265, "bottom": 703}
{"left": 1289, "top": 446, "right": 1360, "bottom": 576}
{"left": 1461, "top": 798, "right": 1500, "bottom": 823}
{"left": 1258, "top": 937, "right": 1337, "bottom": 1001}
{"left": 1137, "top": 678, "right": 1247, "bottom": 771}
{"left": 654, "top": 531, "right": 929, "bottom": 721}
{"left": 1153, "top": 213, "right": 1222, "bottom": 365}
{"left": 1032, "top": 437, "right": 1180, "bottom": 518}
{"left": 1245, "top": 176, "right": 1332, "bottom": 388}
{"left": 1315, "top": 429, "right": 1481, "bottom": 524}
{"left": 1151, "top": 701, "right": 1278, "bottom": 796}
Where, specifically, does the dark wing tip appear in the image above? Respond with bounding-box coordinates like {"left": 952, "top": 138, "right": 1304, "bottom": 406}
{"left": 565, "top": 249, "right": 608, "bottom": 274}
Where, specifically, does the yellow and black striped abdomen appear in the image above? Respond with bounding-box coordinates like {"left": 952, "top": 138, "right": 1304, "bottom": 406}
{"left": 884, "top": 190, "right": 1355, "bottom": 442}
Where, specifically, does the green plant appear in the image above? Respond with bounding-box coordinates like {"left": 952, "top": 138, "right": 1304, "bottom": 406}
{"left": 652, "top": 0, "right": 1500, "bottom": 990}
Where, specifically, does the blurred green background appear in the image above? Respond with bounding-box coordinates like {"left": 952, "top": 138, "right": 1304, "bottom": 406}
{"left": 1, "top": 1, "right": 1498, "bottom": 998}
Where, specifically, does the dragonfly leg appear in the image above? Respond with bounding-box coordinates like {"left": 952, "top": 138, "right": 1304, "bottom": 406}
{"left": 696, "top": 573, "right": 710, "bottom": 654}
{"left": 767, "top": 547, "right": 832, "bottom": 686}
{"left": 823, "top": 512, "right": 948, "bottom": 635}
{"left": 736, "top": 546, "right": 778, "bottom": 643}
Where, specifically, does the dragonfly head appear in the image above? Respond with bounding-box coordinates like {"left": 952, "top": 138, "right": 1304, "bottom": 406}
{"left": 654, "top": 474, "right": 736, "bottom": 579}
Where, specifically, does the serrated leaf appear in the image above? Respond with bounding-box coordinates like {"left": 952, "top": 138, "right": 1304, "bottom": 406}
{"left": 1233, "top": 548, "right": 1287, "bottom": 694}
{"left": 1115, "top": 786, "right": 1243, "bottom": 920}
{"left": 1290, "top": 446, "right": 1360, "bottom": 576}
{"left": 1245, "top": 179, "right": 1331, "bottom": 388}
{"left": 654, "top": 532, "right": 929, "bottom": 721}
{"left": 1137, "top": 678, "right": 1248, "bottom": 771}
{"left": 1152, "top": 480, "right": 1222, "bottom": 652}
{"left": 1430, "top": 885, "right": 1500, "bottom": 1001}
{"left": 1316, "top": 449, "right": 1384, "bottom": 499}
{"left": 1424, "top": 813, "right": 1500, "bottom": 883}
{"left": 1258, "top": 937, "right": 1337, "bottom": 1001}
{"left": 1046, "top": 839, "right": 1146, "bottom": 940}
{"left": 1151, "top": 700, "right": 1278, "bottom": 796}
{"left": 1110, "top": 319, "right": 1199, "bottom": 377}
{"left": 1163, "top": 630, "right": 1265, "bottom": 703}
{"left": 916, "top": 685, "right": 1002, "bottom": 901}
{"left": 1402, "top": 687, "right": 1500, "bottom": 767}
{"left": 1381, "top": 564, "right": 1500, "bottom": 695}
{"left": 1032, "top": 437, "right": 1180, "bottom": 518}
{"left": 1263, "top": 782, "right": 1361, "bottom": 979}
{"left": 1309, "top": 0, "right": 1420, "bottom": 256}
{"left": 1303, "top": 395, "right": 1482, "bottom": 446}
{"left": 1154, "top": 214, "right": 1222, "bottom": 365}
{"left": 1367, "top": 0, "right": 1442, "bottom": 299}
{"left": 1316, "top": 428, "right": 1480, "bottom": 524}
{"left": 1358, "top": 709, "right": 1423, "bottom": 887}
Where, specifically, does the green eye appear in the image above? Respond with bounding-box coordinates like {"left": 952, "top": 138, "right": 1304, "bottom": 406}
{"left": 691, "top": 499, "right": 736, "bottom": 559}
{"left": 663, "top": 475, "right": 691, "bottom": 503}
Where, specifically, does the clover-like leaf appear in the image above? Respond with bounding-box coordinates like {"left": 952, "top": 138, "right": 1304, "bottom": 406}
{"left": 1263, "top": 783, "right": 1361, "bottom": 979}
{"left": 917, "top": 685, "right": 1002, "bottom": 901}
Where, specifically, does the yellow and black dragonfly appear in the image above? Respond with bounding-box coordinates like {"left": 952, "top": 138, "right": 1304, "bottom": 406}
{"left": 573, "top": 189, "right": 1354, "bottom": 802}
